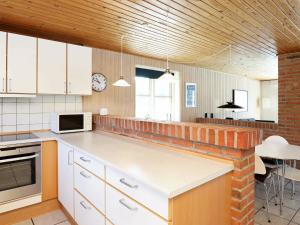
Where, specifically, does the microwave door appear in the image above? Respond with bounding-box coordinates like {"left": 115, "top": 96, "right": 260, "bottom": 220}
{"left": 59, "top": 114, "right": 84, "bottom": 132}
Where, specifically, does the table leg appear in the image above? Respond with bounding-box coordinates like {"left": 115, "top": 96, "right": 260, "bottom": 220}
{"left": 280, "top": 160, "right": 286, "bottom": 215}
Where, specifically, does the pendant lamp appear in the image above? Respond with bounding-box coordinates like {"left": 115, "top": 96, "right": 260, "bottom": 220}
{"left": 113, "top": 35, "right": 130, "bottom": 87}
{"left": 217, "top": 102, "right": 243, "bottom": 109}
{"left": 160, "top": 9, "right": 174, "bottom": 81}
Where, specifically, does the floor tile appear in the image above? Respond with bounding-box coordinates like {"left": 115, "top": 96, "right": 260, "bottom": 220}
{"left": 260, "top": 204, "right": 296, "bottom": 221}
{"left": 32, "top": 209, "right": 67, "bottom": 225}
{"left": 292, "top": 210, "right": 300, "bottom": 224}
{"left": 255, "top": 210, "right": 290, "bottom": 225}
{"left": 13, "top": 220, "right": 33, "bottom": 225}
{"left": 255, "top": 198, "right": 265, "bottom": 211}
{"left": 56, "top": 221, "right": 71, "bottom": 225}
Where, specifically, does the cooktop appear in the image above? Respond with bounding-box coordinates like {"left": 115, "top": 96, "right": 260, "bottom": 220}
{"left": 0, "top": 133, "right": 39, "bottom": 142}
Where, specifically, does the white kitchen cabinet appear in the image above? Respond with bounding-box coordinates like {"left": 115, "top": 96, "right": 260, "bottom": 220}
{"left": 67, "top": 44, "right": 92, "bottom": 95}
{"left": 74, "top": 164, "right": 105, "bottom": 213}
{"left": 74, "top": 191, "right": 105, "bottom": 225}
{"left": 0, "top": 32, "right": 6, "bottom": 93}
{"left": 7, "top": 33, "right": 37, "bottom": 94}
{"left": 106, "top": 185, "right": 167, "bottom": 225}
{"left": 58, "top": 141, "right": 74, "bottom": 217}
{"left": 38, "top": 39, "right": 66, "bottom": 94}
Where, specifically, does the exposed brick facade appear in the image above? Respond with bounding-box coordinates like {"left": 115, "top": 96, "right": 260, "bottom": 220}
{"left": 93, "top": 115, "right": 262, "bottom": 225}
{"left": 278, "top": 53, "right": 300, "bottom": 145}
{"left": 196, "top": 118, "right": 278, "bottom": 140}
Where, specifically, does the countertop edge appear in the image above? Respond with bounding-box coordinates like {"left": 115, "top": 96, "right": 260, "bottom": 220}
{"left": 32, "top": 132, "right": 234, "bottom": 198}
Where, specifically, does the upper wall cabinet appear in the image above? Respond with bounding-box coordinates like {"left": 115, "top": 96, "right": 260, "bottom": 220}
{"left": 0, "top": 32, "right": 6, "bottom": 93}
{"left": 38, "top": 39, "right": 67, "bottom": 94}
{"left": 7, "top": 33, "right": 37, "bottom": 94}
{"left": 67, "top": 44, "right": 92, "bottom": 95}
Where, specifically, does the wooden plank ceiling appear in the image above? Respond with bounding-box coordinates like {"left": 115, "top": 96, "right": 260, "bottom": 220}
{"left": 0, "top": 0, "right": 299, "bottom": 80}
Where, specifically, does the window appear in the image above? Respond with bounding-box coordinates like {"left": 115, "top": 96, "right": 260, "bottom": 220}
{"left": 135, "top": 73, "right": 179, "bottom": 121}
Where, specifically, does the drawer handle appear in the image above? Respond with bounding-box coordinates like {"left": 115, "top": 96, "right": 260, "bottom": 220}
{"left": 119, "top": 199, "right": 138, "bottom": 211}
{"left": 80, "top": 156, "right": 91, "bottom": 163}
{"left": 120, "top": 178, "right": 138, "bottom": 189}
{"left": 80, "top": 171, "right": 91, "bottom": 179}
{"left": 80, "top": 201, "right": 91, "bottom": 210}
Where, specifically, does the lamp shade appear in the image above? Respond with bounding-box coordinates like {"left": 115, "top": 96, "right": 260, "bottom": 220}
{"left": 159, "top": 68, "right": 174, "bottom": 81}
{"left": 218, "top": 102, "right": 243, "bottom": 109}
{"left": 113, "top": 76, "right": 130, "bottom": 87}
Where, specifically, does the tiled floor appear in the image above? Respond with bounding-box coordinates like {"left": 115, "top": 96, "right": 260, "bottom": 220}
{"left": 255, "top": 180, "right": 300, "bottom": 225}
{"left": 13, "top": 209, "right": 70, "bottom": 225}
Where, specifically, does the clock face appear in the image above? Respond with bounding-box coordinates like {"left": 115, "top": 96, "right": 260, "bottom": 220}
{"left": 92, "top": 73, "right": 107, "bottom": 92}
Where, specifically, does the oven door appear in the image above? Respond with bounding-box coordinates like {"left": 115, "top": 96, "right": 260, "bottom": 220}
{"left": 0, "top": 152, "right": 41, "bottom": 203}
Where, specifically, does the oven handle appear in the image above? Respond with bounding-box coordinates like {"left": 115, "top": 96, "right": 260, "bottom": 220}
{"left": 0, "top": 153, "right": 39, "bottom": 164}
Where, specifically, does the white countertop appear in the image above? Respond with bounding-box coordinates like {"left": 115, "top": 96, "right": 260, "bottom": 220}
{"left": 1, "top": 131, "right": 233, "bottom": 198}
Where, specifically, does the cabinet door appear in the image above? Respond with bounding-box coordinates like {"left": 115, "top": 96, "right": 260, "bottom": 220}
{"left": 58, "top": 141, "right": 74, "bottom": 217}
{"left": 67, "top": 44, "right": 92, "bottom": 95}
{"left": 42, "top": 141, "right": 58, "bottom": 201}
{"left": 0, "top": 32, "right": 6, "bottom": 93}
{"left": 38, "top": 39, "right": 66, "bottom": 94}
{"left": 7, "top": 33, "right": 37, "bottom": 94}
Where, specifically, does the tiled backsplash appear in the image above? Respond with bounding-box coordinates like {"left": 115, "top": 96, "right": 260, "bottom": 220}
{"left": 0, "top": 95, "right": 83, "bottom": 133}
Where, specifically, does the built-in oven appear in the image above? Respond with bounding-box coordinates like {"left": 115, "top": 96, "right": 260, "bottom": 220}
{"left": 0, "top": 142, "right": 41, "bottom": 203}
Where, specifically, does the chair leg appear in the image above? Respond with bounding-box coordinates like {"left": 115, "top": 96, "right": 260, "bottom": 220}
{"left": 272, "top": 174, "right": 278, "bottom": 205}
{"left": 264, "top": 183, "right": 271, "bottom": 223}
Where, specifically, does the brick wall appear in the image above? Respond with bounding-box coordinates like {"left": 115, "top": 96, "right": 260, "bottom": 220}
{"left": 93, "top": 115, "right": 262, "bottom": 225}
{"left": 196, "top": 118, "right": 278, "bottom": 140}
{"left": 278, "top": 53, "right": 300, "bottom": 145}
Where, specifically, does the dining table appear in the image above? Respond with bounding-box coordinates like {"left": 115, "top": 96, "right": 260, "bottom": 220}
{"left": 255, "top": 142, "right": 300, "bottom": 215}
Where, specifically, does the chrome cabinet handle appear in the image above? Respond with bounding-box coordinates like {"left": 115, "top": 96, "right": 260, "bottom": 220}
{"left": 80, "top": 171, "right": 91, "bottom": 179}
{"left": 119, "top": 178, "right": 138, "bottom": 189}
{"left": 68, "top": 150, "right": 73, "bottom": 165}
{"left": 0, "top": 153, "right": 39, "bottom": 163}
{"left": 64, "top": 81, "right": 66, "bottom": 94}
{"left": 80, "top": 201, "right": 91, "bottom": 210}
{"left": 68, "top": 81, "right": 71, "bottom": 93}
{"left": 80, "top": 156, "right": 91, "bottom": 163}
{"left": 119, "top": 199, "right": 138, "bottom": 211}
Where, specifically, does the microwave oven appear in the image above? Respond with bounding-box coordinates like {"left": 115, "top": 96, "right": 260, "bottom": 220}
{"left": 51, "top": 112, "right": 92, "bottom": 134}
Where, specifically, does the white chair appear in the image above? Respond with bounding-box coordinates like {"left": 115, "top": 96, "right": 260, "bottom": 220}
{"left": 263, "top": 136, "right": 289, "bottom": 198}
{"left": 255, "top": 154, "right": 276, "bottom": 223}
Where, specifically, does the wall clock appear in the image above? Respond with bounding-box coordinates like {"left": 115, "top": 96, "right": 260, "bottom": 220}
{"left": 92, "top": 73, "right": 107, "bottom": 92}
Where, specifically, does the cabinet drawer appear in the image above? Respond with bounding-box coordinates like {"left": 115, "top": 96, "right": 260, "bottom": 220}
{"left": 106, "top": 167, "right": 169, "bottom": 220}
{"left": 74, "top": 150, "right": 104, "bottom": 179}
{"left": 74, "top": 164, "right": 105, "bottom": 213}
{"left": 106, "top": 185, "right": 167, "bottom": 225}
{"left": 75, "top": 191, "right": 105, "bottom": 225}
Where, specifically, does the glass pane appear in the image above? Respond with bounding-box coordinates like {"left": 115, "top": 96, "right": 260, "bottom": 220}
{"left": 135, "top": 77, "right": 150, "bottom": 96}
{"left": 135, "top": 96, "right": 152, "bottom": 119}
{"left": 154, "top": 97, "right": 172, "bottom": 121}
{"left": 154, "top": 79, "right": 171, "bottom": 96}
{"left": 0, "top": 156, "right": 35, "bottom": 191}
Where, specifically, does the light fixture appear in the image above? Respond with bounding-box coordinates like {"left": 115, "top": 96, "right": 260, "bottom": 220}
{"left": 217, "top": 102, "right": 243, "bottom": 109}
{"left": 113, "top": 35, "right": 130, "bottom": 87}
{"left": 160, "top": 8, "right": 174, "bottom": 81}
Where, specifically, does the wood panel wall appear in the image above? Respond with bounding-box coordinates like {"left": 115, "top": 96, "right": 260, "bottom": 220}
{"left": 83, "top": 48, "right": 260, "bottom": 122}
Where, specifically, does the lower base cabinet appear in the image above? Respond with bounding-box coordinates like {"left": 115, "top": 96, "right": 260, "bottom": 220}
{"left": 106, "top": 185, "right": 168, "bottom": 225}
{"left": 74, "top": 191, "right": 105, "bottom": 225}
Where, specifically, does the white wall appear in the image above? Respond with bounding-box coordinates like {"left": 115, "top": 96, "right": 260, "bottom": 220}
{"left": 85, "top": 48, "right": 261, "bottom": 122}
{"left": 260, "top": 80, "right": 278, "bottom": 122}
{"left": 0, "top": 95, "right": 82, "bottom": 133}
{"left": 180, "top": 68, "right": 261, "bottom": 122}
